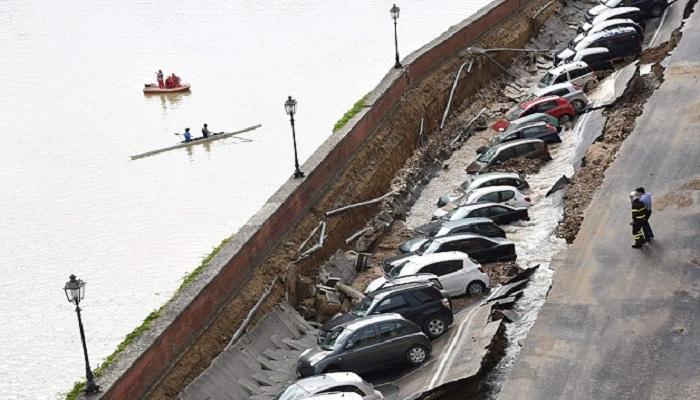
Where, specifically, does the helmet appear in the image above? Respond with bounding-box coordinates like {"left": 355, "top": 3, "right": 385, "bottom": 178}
{"left": 629, "top": 191, "right": 639, "bottom": 200}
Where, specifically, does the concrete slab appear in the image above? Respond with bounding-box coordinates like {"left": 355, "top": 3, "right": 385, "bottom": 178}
{"left": 588, "top": 62, "right": 637, "bottom": 109}
{"left": 648, "top": 0, "right": 691, "bottom": 48}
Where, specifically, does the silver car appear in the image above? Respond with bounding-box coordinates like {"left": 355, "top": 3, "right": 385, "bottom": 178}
{"left": 437, "top": 172, "right": 529, "bottom": 207}
{"left": 273, "top": 372, "right": 384, "bottom": 400}
{"left": 530, "top": 82, "right": 589, "bottom": 112}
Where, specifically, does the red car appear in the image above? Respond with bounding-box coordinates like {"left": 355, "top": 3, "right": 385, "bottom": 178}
{"left": 491, "top": 96, "right": 576, "bottom": 131}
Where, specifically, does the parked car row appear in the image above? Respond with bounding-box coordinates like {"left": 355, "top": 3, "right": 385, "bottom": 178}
{"left": 280, "top": 3, "right": 664, "bottom": 397}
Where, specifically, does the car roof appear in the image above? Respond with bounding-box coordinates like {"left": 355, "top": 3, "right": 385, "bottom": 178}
{"left": 574, "top": 47, "right": 610, "bottom": 57}
{"left": 532, "top": 82, "right": 576, "bottom": 97}
{"left": 402, "top": 251, "right": 470, "bottom": 269}
{"left": 510, "top": 113, "right": 557, "bottom": 125}
{"left": 507, "top": 121, "right": 550, "bottom": 132}
{"left": 584, "top": 26, "right": 639, "bottom": 43}
{"left": 590, "top": 18, "right": 638, "bottom": 33}
{"left": 433, "top": 233, "right": 509, "bottom": 245}
{"left": 492, "top": 138, "right": 545, "bottom": 150}
{"left": 441, "top": 217, "right": 495, "bottom": 229}
{"left": 521, "top": 95, "right": 561, "bottom": 108}
{"left": 468, "top": 185, "right": 520, "bottom": 196}
{"left": 365, "top": 281, "right": 436, "bottom": 300}
{"left": 468, "top": 171, "right": 521, "bottom": 185}
{"left": 593, "top": 6, "right": 640, "bottom": 22}
{"left": 294, "top": 372, "right": 365, "bottom": 391}
{"left": 302, "top": 394, "right": 364, "bottom": 400}
{"left": 547, "top": 61, "right": 589, "bottom": 75}
{"left": 343, "top": 313, "right": 406, "bottom": 330}
{"left": 455, "top": 201, "right": 517, "bottom": 212}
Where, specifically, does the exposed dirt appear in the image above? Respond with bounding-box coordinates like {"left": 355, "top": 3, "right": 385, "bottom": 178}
{"left": 486, "top": 157, "right": 548, "bottom": 175}
{"left": 655, "top": 177, "right": 700, "bottom": 211}
{"left": 557, "top": 33, "right": 682, "bottom": 243}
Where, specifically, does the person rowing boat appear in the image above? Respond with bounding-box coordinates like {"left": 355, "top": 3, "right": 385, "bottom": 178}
{"left": 182, "top": 128, "right": 192, "bottom": 142}
{"left": 202, "top": 123, "right": 211, "bottom": 138}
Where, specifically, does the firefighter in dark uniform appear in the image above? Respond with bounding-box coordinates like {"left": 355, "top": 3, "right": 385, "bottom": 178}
{"left": 630, "top": 191, "right": 646, "bottom": 248}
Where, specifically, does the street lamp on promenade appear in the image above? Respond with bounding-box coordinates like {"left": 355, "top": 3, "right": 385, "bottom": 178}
{"left": 284, "top": 96, "right": 304, "bottom": 179}
{"left": 390, "top": 4, "right": 401, "bottom": 68}
{"left": 64, "top": 274, "right": 100, "bottom": 394}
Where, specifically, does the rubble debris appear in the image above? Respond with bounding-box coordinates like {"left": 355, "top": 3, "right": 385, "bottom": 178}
{"left": 545, "top": 175, "right": 571, "bottom": 197}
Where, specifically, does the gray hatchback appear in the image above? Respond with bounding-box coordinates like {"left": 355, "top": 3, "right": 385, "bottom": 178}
{"left": 297, "top": 314, "right": 432, "bottom": 378}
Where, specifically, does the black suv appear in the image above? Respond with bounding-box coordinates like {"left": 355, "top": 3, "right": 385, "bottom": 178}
{"left": 318, "top": 282, "right": 453, "bottom": 342}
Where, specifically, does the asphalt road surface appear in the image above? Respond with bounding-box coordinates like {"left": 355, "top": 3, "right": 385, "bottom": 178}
{"left": 498, "top": 9, "right": 700, "bottom": 400}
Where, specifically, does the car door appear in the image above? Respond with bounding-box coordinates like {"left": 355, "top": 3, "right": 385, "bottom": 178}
{"left": 487, "top": 205, "right": 517, "bottom": 224}
{"left": 449, "top": 238, "right": 491, "bottom": 262}
{"left": 473, "top": 222, "right": 506, "bottom": 238}
{"left": 476, "top": 191, "right": 500, "bottom": 204}
{"left": 535, "top": 100, "right": 558, "bottom": 114}
{"left": 374, "top": 293, "right": 413, "bottom": 319}
{"left": 375, "top": 320, "right": 411, "bottom": 364}
{"left": 568, "top": 67, "right": 590, "bottom": 87}
{"left": 419, "top": 261, "right": 463, "bottom": 296}
{"left": 341, "top": 324, "right": 382, "bottom": 373}
{"left": 498, "top": 189, "right": 518, "bottom": 207}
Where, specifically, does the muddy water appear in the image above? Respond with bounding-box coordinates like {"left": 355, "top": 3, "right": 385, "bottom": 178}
{"left": 0, "top": 1, "right": 496, "bottom": 398}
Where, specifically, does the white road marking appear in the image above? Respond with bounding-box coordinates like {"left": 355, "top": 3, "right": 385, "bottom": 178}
{"left": 427, "top": 291, "right": 498, "bottom": 390}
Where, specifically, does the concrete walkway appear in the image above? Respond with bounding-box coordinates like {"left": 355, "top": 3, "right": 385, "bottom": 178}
{"left": 498, "top": 9, "right": 700, "bottom": 400}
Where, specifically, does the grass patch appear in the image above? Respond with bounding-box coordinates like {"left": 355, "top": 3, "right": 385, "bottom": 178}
{"left": 333, "top": 95, "right": 367, "bottom": 133}
{"left": 64, "top": 237, "right": 231, "bottom": 399}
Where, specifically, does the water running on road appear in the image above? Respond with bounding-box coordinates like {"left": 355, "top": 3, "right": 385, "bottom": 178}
{"left": 405, "top": 102, "right": 603, "bottom": 396}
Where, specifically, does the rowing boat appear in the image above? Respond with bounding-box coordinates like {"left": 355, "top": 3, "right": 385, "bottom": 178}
{"left": 130, "top": 124, "right": 262, "bottom": 160}
{"left": 143, "top": 83, "right": 191, "bottom": 94}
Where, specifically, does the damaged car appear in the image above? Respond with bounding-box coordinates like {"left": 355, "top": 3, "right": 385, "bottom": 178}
{"left": 384, "top": 234, "right": 516, "bottom": 270}
{"left": 439, "top": 202, "right": 530, "bottom": 225}
{"left": 432, "top": 185, "right": 531, "bottom": 219}
{"left": 529, "top": 82, "right": 589, "bottom": 112}
{"left": 491, "top": 96, "right": 576, "bottom": 131}
{"left": 298, "top": 314, "right": 433, "bottom": 377}
{"left": 477, "top": 121, "right": 561, "bottom": 154}
{"left": 580, "top": 6, "right": 644, "bottom": 32}
{"left": 404, "top": 218, "right": 506, "bottom": 254}
{"left": 273, "top": 372, "right": 384, "bottom": 400}
{"left": 537, "top": 61, "right": 598, "bottom": 91}
{"left": 437, "top": 172, "right": 529, "bottom": 207}
{"left": 375, "top": 251, "right": 489, "bottom": 297}
{"left": 491, "top": 112, "right": 560, "bottom": 133}
{"left": 318, "top": 282, "right": 453, "bottom": 342}
{"left": 465, "top": 138, "right": 552, "bottom": 174}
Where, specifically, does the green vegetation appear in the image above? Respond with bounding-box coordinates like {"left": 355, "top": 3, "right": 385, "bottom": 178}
{"left": 64, "top": 237, "right": 231, "bottom": 399}
{"left": 333, "top": 95, "right": 367, "bottom": 132}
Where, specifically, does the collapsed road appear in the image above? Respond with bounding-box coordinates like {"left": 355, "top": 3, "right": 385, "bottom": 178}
{"left": 112, "top": 0, "right": 696, "bottom": 398}
{"left": 497, "top": 3, "right": 700, "bottom": 400}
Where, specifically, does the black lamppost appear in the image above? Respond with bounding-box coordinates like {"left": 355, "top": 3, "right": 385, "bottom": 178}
{"left": 284, "top": 96, "right": 304, "bottom": 179}
{"left": 64, "top": 275, "right": 100, "bottom": 394}
{"left": 390, "top": 4, "right": 401, "bottom": 68}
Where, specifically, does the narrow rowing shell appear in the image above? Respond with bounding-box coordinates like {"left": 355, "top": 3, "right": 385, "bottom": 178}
{"left": 143, "top": 83, "right": 191, "bottom": 93}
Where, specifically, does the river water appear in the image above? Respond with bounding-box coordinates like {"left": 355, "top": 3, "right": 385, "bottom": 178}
{"left": 0, "top": 1, "right": 495, "bottom": 398}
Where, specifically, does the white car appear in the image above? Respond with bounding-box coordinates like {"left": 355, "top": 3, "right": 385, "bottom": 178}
{"left": 364, "top": 273, "right": 442, "bottom": 294}
{"left": 538, "top": 61, "right": 598, "bottom": 91}
{"left": 436, "top": 172, "right": 529, "bottom": 207}
{"left": 529, "top": 82, "right": 589, "bottom": 112}
{"left": 273, "top": 372, "right": 384, "bottom": 400}
{"left": 433, "top": 185, "right": 531, "bottom": 219}
{"left": 370, "top": 251, "right": 489, "bottom": 297}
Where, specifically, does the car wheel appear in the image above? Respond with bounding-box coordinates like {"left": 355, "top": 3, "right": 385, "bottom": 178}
{"left": 558, "top": 114, "right": 572, "bottom": 125}
{"left": 424, "top": 314, "right": 447, "bottom": 339}
{"left": 466, "top": 281, "right": 487, "bottom": 297}
{"left": 572, "top": 99, "right": 585, "bottom": 112}
{"left": 650, "top": 4, "right": 664, "bottom": 17}
{"left": 406, "top": 345, "right": 428, "bottom": 366}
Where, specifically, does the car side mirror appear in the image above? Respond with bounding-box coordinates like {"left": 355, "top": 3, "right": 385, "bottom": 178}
{"left": 345, "top": 340, "right": 355, "bottom": 349}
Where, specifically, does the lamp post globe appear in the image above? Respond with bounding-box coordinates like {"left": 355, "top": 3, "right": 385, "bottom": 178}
{"left": 284, "top": 96, "right": 304, "bottom": 179}
{"left": 390, "top": 4, "right": 401, "bottom": 68}
{"left": 64, "top": 275, "right": 100, "bottom": 394}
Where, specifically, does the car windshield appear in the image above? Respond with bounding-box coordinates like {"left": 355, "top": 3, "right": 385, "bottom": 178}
{"left": 321, "top": 326, "right": 353, "bottom": 351}
{"left": 273, "top": 383, "right": 310, "bottom": 400}
{"left": 459, "top": 177, "right": 474, "bottom": 190}
{"left": 351, "top": 296, "right": 374, "bottom": 317}
{"left": 388, "top": 263, "right": 405, "bottom": 278}
{"left": 415, "top": 240, "right": 432, "bottom": 255}
{"left": 477, "top": 147, "right": 498, "bottom": 163}
{"left": 505, "top": 105, "right": 523, "bottom": 120}
{"left": 540, "top": 72, "right": 554, "bottom": 86}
